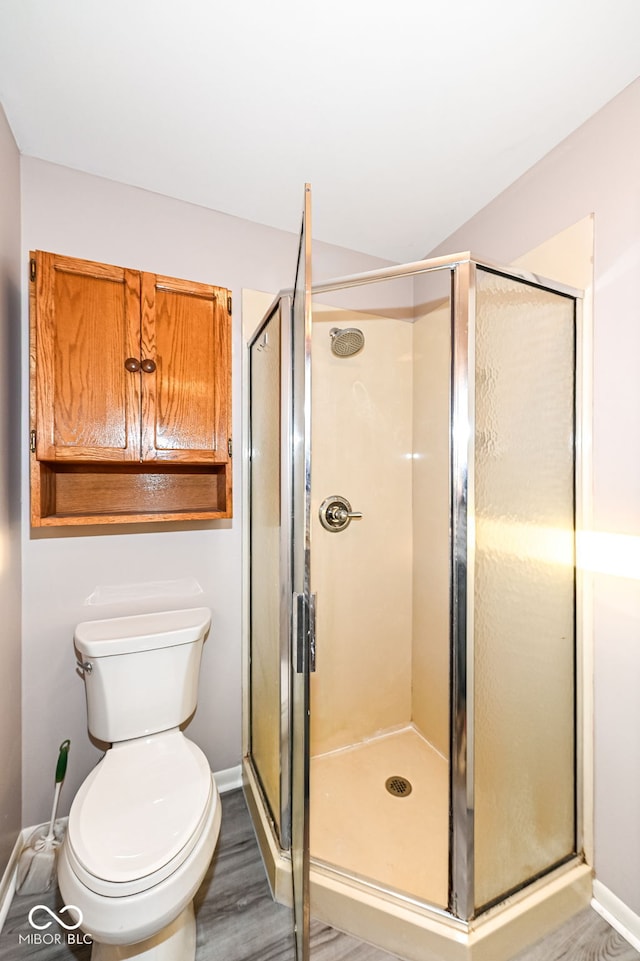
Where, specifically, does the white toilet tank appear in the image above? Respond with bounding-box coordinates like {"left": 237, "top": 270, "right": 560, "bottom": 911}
{"left": 74, "top": 607, "right": 212, "bottom": 743}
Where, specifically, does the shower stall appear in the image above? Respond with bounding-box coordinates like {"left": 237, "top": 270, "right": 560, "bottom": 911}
{"left": 243, "top": 203, "right": 590, "bottom": 961}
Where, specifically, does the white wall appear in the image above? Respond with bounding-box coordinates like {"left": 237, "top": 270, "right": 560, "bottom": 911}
{"left": 0, "top": 106, "right": 22, "bottom": 872}
{"left": 20, "top": 158, "right": 392, "bottom": 827}
{"left": 428, "top": 79, "right": 640, "bottom": 916}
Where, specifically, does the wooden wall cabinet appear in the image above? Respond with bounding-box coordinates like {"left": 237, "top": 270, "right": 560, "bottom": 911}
{"left": 30, "top": 250, "right": 232, "bottom": 526}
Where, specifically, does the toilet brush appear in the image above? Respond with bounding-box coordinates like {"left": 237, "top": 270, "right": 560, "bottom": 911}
{"left": 16, "top": 739, "right": 70, "bottom": 895}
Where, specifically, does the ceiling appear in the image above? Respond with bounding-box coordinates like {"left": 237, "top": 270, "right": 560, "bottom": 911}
{"left": 1, "top": 1, "right": 640, "bottom": 263}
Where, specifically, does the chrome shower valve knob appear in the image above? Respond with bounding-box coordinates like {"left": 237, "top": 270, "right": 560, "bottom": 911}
{"left": 318, "top": 495, "right": 363, "bottom": 532}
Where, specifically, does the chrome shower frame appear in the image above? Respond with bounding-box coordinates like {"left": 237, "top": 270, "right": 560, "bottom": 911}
{"left": 243, "top": 248, "right": 590, "bottom": 953}
{"left": 312, "top": 250, "right": 586, "bottom": 924}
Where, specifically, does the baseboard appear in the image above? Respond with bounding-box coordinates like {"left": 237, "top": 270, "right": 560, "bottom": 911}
{"left": 0, "top": 830, "right": 26, "bottom": 934}
{"left": 214, "top": 764, "right": 243, "bottom": 794}
{"left": 592, "top": 879, "right": 640, "bottom": 952}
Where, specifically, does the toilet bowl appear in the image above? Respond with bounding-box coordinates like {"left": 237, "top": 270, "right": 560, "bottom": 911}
{"left": 58, "top": 607, "right": 220, "bottom": 961}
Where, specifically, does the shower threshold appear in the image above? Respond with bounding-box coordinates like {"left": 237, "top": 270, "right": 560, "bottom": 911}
{"left": 310, "top": 857, "right": 591, "bottom": 961}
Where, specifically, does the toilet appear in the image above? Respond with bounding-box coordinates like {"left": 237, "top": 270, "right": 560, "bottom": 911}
{"left": 57, "top": 607, "right": 221, "bottom": 961}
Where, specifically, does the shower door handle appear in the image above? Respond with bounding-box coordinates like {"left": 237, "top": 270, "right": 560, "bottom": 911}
{"left": 293, "top": 592, "right": 317, "bottom": 674}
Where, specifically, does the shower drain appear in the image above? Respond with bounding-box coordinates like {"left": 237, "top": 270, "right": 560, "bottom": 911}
{"left": 385, "top": 775, "right": 412, "bottom": 797}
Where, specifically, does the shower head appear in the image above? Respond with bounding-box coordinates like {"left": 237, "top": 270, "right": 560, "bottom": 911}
{"left": 329, "top": 327, "right": 365, "bottom": 357}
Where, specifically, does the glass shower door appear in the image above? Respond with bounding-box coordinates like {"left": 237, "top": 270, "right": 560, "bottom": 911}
{"left": 290, "top": 183, "right": 313, "bottom": 961}
{"left": 247, "top": 184, "right": 312, "bottom": 961}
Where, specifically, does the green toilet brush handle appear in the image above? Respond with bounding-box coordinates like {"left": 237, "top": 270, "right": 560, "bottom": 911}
{"left": 55, "top": 739, "right": 70, "bottom": 784}
{"left": 43, "top": 740, "right": 70, "bottom": 844}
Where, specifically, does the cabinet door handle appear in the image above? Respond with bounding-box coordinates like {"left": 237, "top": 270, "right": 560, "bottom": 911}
{"left": 124, "top": 357, "right": 140, "bottom": 372}
{"left": 141, "top": 359, "right": 156, "bottom": 374}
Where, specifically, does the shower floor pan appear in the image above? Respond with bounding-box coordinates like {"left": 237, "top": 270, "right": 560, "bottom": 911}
{"left": 310, "top": 725, "right": 449, "bottom": 907}
{"left": 309, "top": 727, "right": 591, "bottom": 961}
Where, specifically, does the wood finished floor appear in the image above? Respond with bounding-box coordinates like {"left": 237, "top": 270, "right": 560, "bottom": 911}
{"left": 1, "top": 789, "right": 637, "bottom": 961}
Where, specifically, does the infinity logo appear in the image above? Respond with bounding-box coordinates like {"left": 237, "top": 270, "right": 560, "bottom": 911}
{"left": 28, "top": 904, "right": 83, "bottom": 931}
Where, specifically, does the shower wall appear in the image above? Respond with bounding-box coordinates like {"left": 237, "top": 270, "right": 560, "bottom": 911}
{"left": 411, "top": 279, "right": 452, "bottom": 759}
{"left": 310, "top": 305, "right": 413, "bottom": 756}
{"left": 310, "top": 286, "right": 452, "bottom": 762}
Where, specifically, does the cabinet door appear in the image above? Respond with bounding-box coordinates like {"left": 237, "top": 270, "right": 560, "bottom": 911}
{"left": 32, "top": 251, "right": 142, "bottom": 462}
{"left": 140, "top": 272, "right": 231, "bottom": 463}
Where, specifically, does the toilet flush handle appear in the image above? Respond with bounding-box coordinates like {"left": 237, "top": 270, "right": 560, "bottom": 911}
{"left": 76, "top": 658, "right": 93, "bottom": 675}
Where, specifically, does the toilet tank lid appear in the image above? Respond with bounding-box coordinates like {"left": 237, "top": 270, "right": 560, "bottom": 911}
{"left": 74, "top": 607, "right": 212, "bottom": 658}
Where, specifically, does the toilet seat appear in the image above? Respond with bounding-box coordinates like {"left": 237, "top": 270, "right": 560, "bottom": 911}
{"left": 66, "top": 730, "right": 213, "bottom": 897}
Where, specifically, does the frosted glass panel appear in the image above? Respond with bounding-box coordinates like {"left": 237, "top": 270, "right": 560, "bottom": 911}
{"left": 249, "top": 312, "right": 282, "bottom": 836}
{"left": 473, "top": 268, "right": 576, "bottom": 910}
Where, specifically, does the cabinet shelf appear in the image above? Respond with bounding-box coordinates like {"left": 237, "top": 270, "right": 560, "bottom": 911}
{"left": 32, "top": 461, "right": 231, "bottom": 526}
